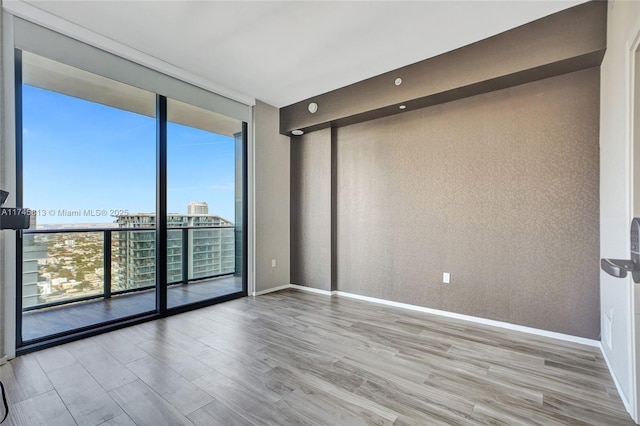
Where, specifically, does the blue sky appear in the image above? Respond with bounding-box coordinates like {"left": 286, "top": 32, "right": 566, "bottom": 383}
{"left": 22, "top": 85, "right": 237, "bottom": 225}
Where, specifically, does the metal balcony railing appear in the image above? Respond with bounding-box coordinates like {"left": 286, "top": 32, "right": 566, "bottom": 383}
{"left": 21, "top": 225, "right": 236, "bottom": 311}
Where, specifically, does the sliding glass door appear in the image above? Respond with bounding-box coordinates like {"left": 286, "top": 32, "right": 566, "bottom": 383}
{"left": 165, "top": 99, "right": 244, "bottom": 309}
{"left": 15, "top": 49, "right": 247, "bottom": 350}
{"left": 18, "top": 51, "right": 158, "bottom": 343}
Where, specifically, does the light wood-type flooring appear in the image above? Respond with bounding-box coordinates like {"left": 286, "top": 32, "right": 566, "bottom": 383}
{"left": 1, "top": 289, "right": 635, "bottom": 425}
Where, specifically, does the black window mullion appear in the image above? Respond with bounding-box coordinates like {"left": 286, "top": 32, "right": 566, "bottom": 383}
{"left": 156, "top": 95, "right": 168, "bottom": 315}
{"left": 242, "top": 122, "right": 248, "bottom": 295}
{"left": 15, "top": 48, "right": 24, "bottom": 347}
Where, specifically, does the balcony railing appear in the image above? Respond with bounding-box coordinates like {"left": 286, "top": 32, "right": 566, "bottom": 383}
{"left": 21, "top": 226, "right": 236, "bottom": 311}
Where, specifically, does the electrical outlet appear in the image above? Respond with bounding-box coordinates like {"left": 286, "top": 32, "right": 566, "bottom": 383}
{"left": 271, "top": 259, "right": 277, "bottom": 268}
{"left": 443, "top": 272, "right": 450, "bottom": 284}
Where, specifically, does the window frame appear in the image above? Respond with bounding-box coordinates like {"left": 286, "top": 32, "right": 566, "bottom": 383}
{"left": 11, "top": 38, "right": 249, "bottom": 353}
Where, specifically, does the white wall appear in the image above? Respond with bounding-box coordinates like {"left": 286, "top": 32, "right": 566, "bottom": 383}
{"left": 600, "top": 0, "right": 640, "bottom": 418}
{"left": 0, "top": 4, "right": 5, "bottom": 360}
{"left": 253, "top": 100, "right": 290, "bottom": 294}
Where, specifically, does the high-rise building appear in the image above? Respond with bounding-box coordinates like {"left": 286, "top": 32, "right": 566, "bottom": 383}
{"left": 113, "top": 209, "right": 234, "bottom": 291}
{"left": 187, "top": 201, "right": 209, "bottom": 215}
{"left": 22, "top": 237, "right": 47, "bottom": 308}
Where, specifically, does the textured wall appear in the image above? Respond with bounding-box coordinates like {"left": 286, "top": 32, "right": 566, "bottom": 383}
{"left": 254, "top": 101, "right": 291, "bottom": 293}
{"left": 336, "top": 68, "right": 600, "bottom": 339}
{"left": 290, "top": 128, "right": 332, "bottom": 290}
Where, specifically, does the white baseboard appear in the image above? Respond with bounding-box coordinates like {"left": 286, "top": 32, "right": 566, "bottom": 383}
{"left": 252, "top": 284, "right": 599, "bottom": 348}
{"left": 600, "top": 343, "right": 634, "bottom": 418}
{"left": 251, "top": 284, "right": 291, "bottom": 297}
{"left": 289, "top": 284, "right": 335, "bottom": 296}
{"left": 252, "top": 284, "right": 335, "bottom": 297}
{"left": 334, "top": 291, "right": 600, "bottom": 348}
{"left": 0, "top": 356, "right": 7, "bottom": 365}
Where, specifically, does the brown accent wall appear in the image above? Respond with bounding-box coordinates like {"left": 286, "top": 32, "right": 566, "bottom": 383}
{"left": 280, "top": 1, "right": 606, "bottom": 135}
{"left": 335, "top": 68, "right": 600, "bottom": 338}
{"left": 290, "top": 129, "right": 332, "bottom": 290}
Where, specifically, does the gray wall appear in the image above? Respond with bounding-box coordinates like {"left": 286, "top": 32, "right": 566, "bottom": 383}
{"left": 336, "top": 68, "right": 600, "bottom": 339}
{"left": 290, "top": 128, "right": 332, "bottom": 291}
{"left": 254, "top": 100, "right": 291, "bottom": 293}
{"left": 291, "top": 68, "right": 600, "bottom": 339}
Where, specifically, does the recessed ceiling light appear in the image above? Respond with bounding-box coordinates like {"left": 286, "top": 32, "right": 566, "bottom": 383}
{"left": 395, "top": 78, "right": 402, "bottom": 86}
{"left": 291, "top": 129, "right": 304, "bottom": 136}
{"left": 308, "top": 102, "right": 318, "bottom": 113}
{"left": 399, "top": 105, "right": 407, "bottom": 110}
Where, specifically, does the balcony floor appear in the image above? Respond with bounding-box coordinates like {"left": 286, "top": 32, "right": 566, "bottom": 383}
{"left": 21, "top": 275, "right": 243, "bottom": 342}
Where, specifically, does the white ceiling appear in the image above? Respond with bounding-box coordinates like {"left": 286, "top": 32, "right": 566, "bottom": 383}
{"left": 20, "top": 0, "right": 587, "bottom": 108}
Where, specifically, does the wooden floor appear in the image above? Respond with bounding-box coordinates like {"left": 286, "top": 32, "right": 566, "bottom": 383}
{"left": 1, "top": 289, "right": 634, "bottom": 425}
{"left": 21, "top": 276, "right": 243, "bottom": 341}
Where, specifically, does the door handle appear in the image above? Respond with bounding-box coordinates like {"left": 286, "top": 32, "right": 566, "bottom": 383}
{"left": 601, "top": 258, "right": 635, "bottom": 279}
{"left": 601, "top": 218, "right": 640, "bottom": 283}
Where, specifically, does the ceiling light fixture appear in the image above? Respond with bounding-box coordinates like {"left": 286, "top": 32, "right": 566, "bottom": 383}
{"left": 395, "top": 78, "right": 402, "bottom": 86}
{"left": 308, "top": 102, "right": 318, "bottom": 113}
{"left": 399, "top": 105, "right": 407, "bottom": 110}
{"left": 292, "top": 129, "right": 304, "bottom": 136}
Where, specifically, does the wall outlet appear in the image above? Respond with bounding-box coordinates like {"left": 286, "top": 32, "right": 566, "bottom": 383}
{"left": 271, "top": 259, "right": 277, "bottom": 268}
{"left": 443, "top": 272, "right": 450, "bottom": 284}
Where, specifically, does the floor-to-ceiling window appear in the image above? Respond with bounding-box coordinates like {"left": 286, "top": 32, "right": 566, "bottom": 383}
{"left": 166, "top": 98, "right": 244, "bottom": 309}
{"left": 14, "top": 46, "right": 247, "bottom": 352}
{"left": 18, "top": 50, "right": 158, "bottom": 343}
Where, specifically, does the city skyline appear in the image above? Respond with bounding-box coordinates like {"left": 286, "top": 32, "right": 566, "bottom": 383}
{"left": 23, "top": 208, "right": 236, "bottom": 310}
{"left": 22, "top": 84, "right": 238, "bottom": 226}
{"left": 29, "top": 200, "right": 235, "bottom": 230}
